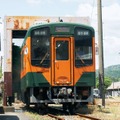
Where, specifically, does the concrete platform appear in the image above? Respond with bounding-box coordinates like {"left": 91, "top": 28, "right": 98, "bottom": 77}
{"left": 3, "top": 106, "right": 15, "bottom": 112}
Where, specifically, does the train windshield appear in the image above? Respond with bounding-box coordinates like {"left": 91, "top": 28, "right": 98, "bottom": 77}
{"left": 56, "top": 40, "right": 69, "bottom": 60}
{"left": 74, "top": 27, "right": 93, "bottom": 67}
{"left": 31, "top": 27, "right": 50, "bottom": 67}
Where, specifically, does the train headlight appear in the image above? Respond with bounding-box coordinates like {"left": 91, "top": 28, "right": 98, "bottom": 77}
{"left": 24, "top": 47, "right": 28, "bottom": 55}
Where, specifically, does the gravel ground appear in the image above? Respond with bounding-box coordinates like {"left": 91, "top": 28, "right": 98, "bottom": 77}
{"left": 1, "top": 98, "right": 119, "bottom": 120}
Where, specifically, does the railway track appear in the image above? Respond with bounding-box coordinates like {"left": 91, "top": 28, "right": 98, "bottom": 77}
{"left": 12, "top": 98, "right": 120, "bottom": 120}
{"left": 76, "top": 113, "right": 101, "bottom": 120}
{"left": 47, "top": 106, "right": 100, "bottom": 120}
{"left": 47, "top": 113, "right": 101, "bottom": 120}
{"left": 14, "top": 102, "right": 101, "bottom": 120}
{"left": 48, "top": 114, "right": 65, "bottom": 120}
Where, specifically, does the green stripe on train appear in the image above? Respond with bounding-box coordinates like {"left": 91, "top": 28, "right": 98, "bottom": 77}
{"left": 75, "top": 72, "right": 96, "bottom": 87}
{"left": 21, "top": 72, "right": 50, "bottom": 91}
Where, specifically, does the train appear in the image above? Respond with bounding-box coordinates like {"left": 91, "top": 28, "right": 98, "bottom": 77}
{"left": 20, "top": 21, "right": 95, "bottom": 113}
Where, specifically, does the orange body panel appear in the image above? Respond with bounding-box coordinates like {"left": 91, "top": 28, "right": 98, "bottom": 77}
{"left": 21, "top": 36, "right": 95, "bottom": 86}
{"left": 74, "top": 37, "right": 95, "bottom": 85}
{"left": 21, "top": 37, "right": 51, "bottom": 84}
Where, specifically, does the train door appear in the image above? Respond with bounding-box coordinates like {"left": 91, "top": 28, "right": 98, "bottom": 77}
{"left": 52, "top": 37, "right": 73, "bottom": 85}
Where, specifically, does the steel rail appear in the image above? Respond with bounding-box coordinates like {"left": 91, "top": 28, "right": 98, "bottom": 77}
{"left": 48, "top": 114, "right": 65, "bottom": 120}
{"left": 76, "top": 113, "right": 101, "bottom": 120}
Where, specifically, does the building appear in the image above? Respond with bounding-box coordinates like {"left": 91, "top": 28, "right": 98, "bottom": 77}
{"left": 107, "top": 82, "right": 120, "bottom": 97}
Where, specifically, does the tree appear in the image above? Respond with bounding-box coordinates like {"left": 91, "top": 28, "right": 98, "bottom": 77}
{"left": 104, "top": 77, "right": 112, "bottom": 90}
{"left": 96, "top": 77, "right": 112, "bottom": 92}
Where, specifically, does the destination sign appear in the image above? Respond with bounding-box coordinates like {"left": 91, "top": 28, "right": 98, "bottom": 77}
{"left": 34, "top": 30, "right": 46, "bottom": 36}
{"left": 55, "top": 26, "right": 70, "bottom": 32}
{"left": 76, "top": 30, "right": 90, "bottom": 36}
{"left": 32, "top": 28, "right": 49, "bottom": 36}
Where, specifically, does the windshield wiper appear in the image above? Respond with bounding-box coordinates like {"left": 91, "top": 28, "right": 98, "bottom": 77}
{"left": 40, "top": 52, "right": 49, "bottom": 65}
{"left": 76, "top": 54, "right": 85, "bottom": 65}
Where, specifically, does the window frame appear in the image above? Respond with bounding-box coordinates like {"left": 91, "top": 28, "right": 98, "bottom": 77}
{"left": 74, "top": 27, "right": 93, "bottom": 67}
{"left": 31, "top": 27, "right": 51, "bottom": 68}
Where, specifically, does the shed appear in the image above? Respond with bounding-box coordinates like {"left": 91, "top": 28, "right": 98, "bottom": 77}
{"left": 107, "top": 82, "right": 120, "bottom": 97}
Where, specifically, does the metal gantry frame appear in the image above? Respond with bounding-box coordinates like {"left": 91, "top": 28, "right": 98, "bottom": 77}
{"left": 3, "top": 16, "right": 90, "bottom": 106}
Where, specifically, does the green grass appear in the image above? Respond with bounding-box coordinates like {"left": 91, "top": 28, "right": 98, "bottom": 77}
{"left": 25, "top": 112, "right": 55, "bottom": 120}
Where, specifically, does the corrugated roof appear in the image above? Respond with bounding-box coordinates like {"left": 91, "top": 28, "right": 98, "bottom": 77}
{"left": 107, "top": 82, "right": 120, "bottom": 90}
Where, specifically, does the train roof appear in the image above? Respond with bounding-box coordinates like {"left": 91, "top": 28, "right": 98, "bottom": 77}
{"left": 29, "top": 22, "right": 94, "bottom": 31}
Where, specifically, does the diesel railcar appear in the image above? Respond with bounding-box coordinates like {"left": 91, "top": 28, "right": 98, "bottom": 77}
{"left": 21, "top": 22, "right": 95, "bottom": 112}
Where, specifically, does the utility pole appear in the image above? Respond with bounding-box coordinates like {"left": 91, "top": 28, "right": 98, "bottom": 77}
{"left": 97, "top": 0, "right": 105, "bottom": 106}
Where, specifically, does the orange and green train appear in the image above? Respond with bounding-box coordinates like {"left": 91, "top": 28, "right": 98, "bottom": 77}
{"left": 21, "top": 22, "right": 95, "bottom": 111}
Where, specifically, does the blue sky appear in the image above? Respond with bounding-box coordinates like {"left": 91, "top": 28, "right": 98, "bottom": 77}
{"left": 0, "top": 0, "right": 120, "bottom": 68}
{"left": 0, "top": 0, "right": 119, "bottom": 17}
{"left": 0, "top": 0, "right": 83, "bottom": 17}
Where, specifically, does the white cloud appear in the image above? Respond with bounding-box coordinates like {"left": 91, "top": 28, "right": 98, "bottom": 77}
{"left": 75, "top": 3, "right": 98, "bottom": 36}
{"left": 102, "top": 4, "right": 120, "bottom": 67}
{"left": 76, "top": 3, "right": 97, "bottom": 22}
{"left": 104, "top": 37, "right": 120, "bottom": 54}
{"left": 76, "top": 4, "right": 93, "bottom": 17}
{"left": 102, "top": 4, "right": 120, "bottom": 38}
{"left": 102, "top": 0, "right": 120, "bottom": 6}
{"left": 76, "top": 3, "right": 120, "bottom": 67}
{"left": 103, "top": 4, "right": 120, "bottom": 21}
{"left": 104, "top": 37, "right": 120, "bottom": 67}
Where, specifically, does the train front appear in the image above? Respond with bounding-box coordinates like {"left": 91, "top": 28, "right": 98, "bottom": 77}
{"left": 21, "top": 22, "right": 95, "bottom": 111}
